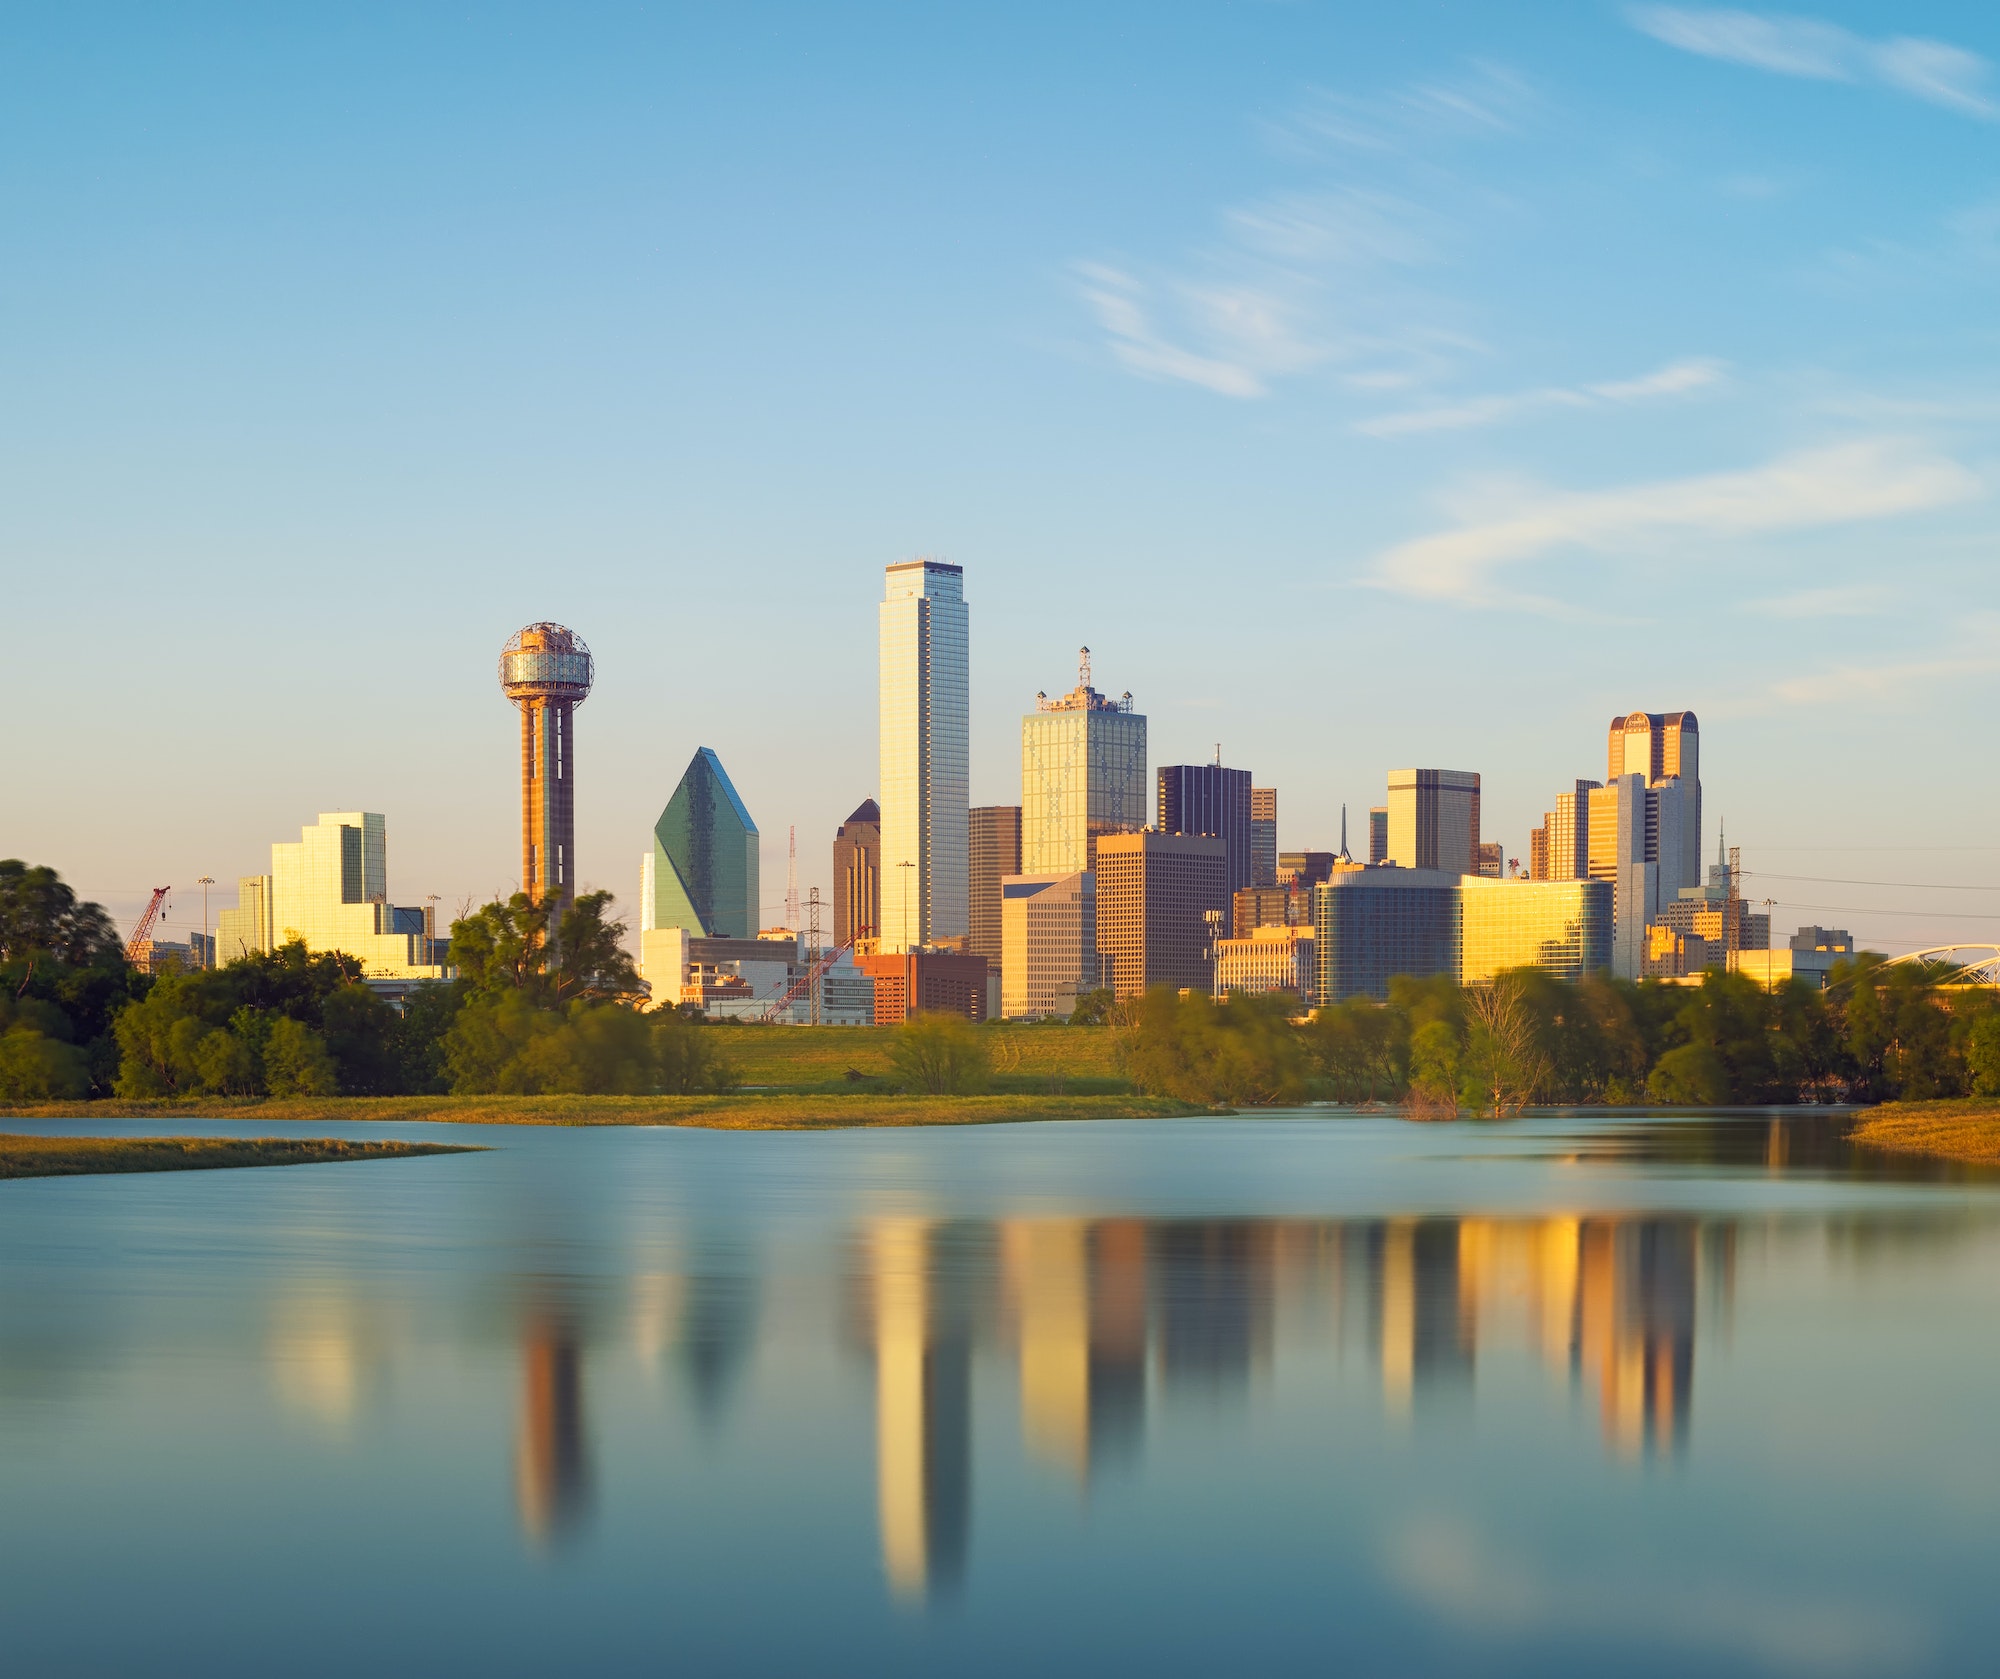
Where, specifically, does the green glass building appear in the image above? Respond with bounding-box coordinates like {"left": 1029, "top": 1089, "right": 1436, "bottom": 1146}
{"left": 643, "top": 748, "right": 760, "bottom": 939}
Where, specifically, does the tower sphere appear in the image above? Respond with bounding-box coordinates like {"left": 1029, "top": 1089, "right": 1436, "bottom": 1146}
{"left": 499, "top": 622, "right": 594, "bottom": 706}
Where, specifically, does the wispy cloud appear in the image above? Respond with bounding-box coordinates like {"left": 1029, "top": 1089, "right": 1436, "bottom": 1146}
{"left": 1771, "top": 616, "right": 2000, "bottom": 705}
{"left": 1357, "top": 357, "right": 1723, "bottom": 437}
{"left": 1075, "top": 264, "right": 1324, "bottom": 398}
{"left": 1745, "top": 582, "right": 1888, "bottom": 618}
{"left": 1629, "top": 7, "right": 1999, "bottom": 119}
{"left": 1369, "top": 438, "right": 1981, "bottom": 608}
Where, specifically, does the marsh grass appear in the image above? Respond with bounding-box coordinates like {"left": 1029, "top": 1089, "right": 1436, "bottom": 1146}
{"left": 0, "top": 1134, "right": 477, "bottom": 1179}
{"left": 1850, "top": 1101, "right": 2000, "bottom": 1167}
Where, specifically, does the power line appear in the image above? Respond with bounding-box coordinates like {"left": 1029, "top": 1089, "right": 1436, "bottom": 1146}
{"left": 1748, "top": 871, "right": 2000, "bottom": 892}
{"left": 1766, "top": 898, "right": 2000, "bottom": 922}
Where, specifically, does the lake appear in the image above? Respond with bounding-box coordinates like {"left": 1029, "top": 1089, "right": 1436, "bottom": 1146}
{"left": 2, "top": 1110, "right": 1996, "bottom": 1676}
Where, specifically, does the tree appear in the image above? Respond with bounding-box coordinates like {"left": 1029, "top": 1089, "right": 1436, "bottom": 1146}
{"left": 0, "top": 860, "right": 123, "bottom": 966}
{"left": 653, "top": 1011, "right": 738, "bottom": 1094}
{"left": 264, "top": 1018, "right": 339, "bottom": 1096}
{"left": 1119, "top": 988, "right": 1308, "bottom": 1106}
{"left": 1967, "top": 1011, "right": 2000, "bottom": 1098}
{"left": 889, "top": 1012, "right": 993, "bottom": 1095}
{"left": 1460, "top": 977, "right": 1550, "bottom": 1118}
{"left": 448, "top": 891, "right": 642, "bottom": 1007}
{"left": 1404, "top": 1019, "right": 1461, "bottom": 1118}
{"left": 1648, "top": 1042, "right": 1729, "bottom": 1106}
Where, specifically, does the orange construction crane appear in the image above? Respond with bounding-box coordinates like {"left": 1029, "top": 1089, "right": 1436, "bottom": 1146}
{"left": 126, "top": 887, "right": 170, "bottom": 966}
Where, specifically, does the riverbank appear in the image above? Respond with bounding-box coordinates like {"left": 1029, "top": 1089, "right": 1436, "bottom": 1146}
{"left": 0, "top": 1134, "right": 477, "bottom": 1179}
{"left": 0, "top": 1092, "right": 1200, "bottom": 1129}
{"left": 1849, "top": 1101, "right": 2000, "bottom": 1168}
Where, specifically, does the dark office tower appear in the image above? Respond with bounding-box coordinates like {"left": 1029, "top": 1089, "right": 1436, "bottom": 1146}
{"left": 1249, "top": 788, "right": 1277, "bottom": 889}
{"left": 1095, "top": 831, "right": 1229, "bottom": 997}
{"left": 1156, "top": 764, "right": 1253, "bottom": 895}
{"left": 967, "top": 805, "right": 1022, "bottom": 969}
{"left": 1368, "top": 807, "right": 1389, "bottom": 866}
{"left": 1278, "top": 851, "right": 1337, "bottom": 891}
{"left": 834, "top": 799, "right": 881, "bottom": 947}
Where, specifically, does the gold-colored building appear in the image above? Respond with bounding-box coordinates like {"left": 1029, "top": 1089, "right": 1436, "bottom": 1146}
{"left": 1459, "top": 876, "right": 1613, "bottom": 986}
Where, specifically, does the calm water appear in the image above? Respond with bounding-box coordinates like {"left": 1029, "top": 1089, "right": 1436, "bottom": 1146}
{"left": 3, "top": 1110, "right": 1998, "bottom": 1677}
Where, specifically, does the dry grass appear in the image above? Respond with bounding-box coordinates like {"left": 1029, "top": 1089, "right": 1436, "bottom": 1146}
{"left": 713, "top": 1023, "right": 1129, "bottom": 1093}
{"left": 0, "top": 1092, "right": 1195, "bottom": 1129}
{"left": 0, "top": 1134, "right": 477, "bottom": 1180}
{"left": 1850, "top": 1101, "right": 2000, "bottom": 1167}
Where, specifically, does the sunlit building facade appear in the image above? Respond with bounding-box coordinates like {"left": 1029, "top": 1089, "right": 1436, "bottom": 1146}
{"left": 1094, "top": 831, "right": 1228, "bottom": 998}
{"left": 217, "top": 812, "right": 446, "bottom": 979}
{"left": 1459, "top": 877, "right": 1613, "bottom": 986}
{"left": 1250, "top": 787, "right": 1277, "bottom": 889}
{"left": 1386, "top": 769, "right": 1481, "bottom": 876}
{"left": 833, "top": 798, "right": 880, "bottom": 948}
{"left": 879, "top": 560, "right": 969, "bottom": 952}
{"left": 1021, "top": 654, "right": 1146, "bottom": 877}
{"left": 1214, "top": 925, "right": 1315, "bottom": 1001}
{"left": 999, "top": 870, "right": 1097, "bottom": 1019}
{"left": 968, "top": 804, "right": 1022, "bottom": 969}
{"left": 1157, "top": 762, "right": 1253, "bottom": 895}
{"left": 642, "top": 747, "right": 760, "bottom": 939}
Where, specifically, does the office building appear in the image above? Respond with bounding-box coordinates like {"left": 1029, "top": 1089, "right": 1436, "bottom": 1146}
{"left": 1476, "top": 842, "right": 1504, "bottom": 879}
{"left": 1652, "top": 861, "right": 1770, "bottom": 955}
{"left": 1587, "top": 774, "right": 1653, "bottom": 980}
{"left": 1232, "top": 885, "right": 1308, "bottom": 939}
{"left": 642, "top": 747, "right": 760, "bottom": 940}
{"left": 1534, "top": 780, "right": 1600, "bottom": 881}
{"left": 1731, "top": 927, "right": 1853, "bottom": 990}
{"left": 1312, "top": 867, "right": 1462, "bottom": 1005}
{"left": 1250, "top": 788, "right": 1278, "bottom": 889}
{"left": 1386, "top": 769, "right": 1481, "bottom": 876}
{"left": 1608, "top": 711, "right": 1701, "bottom": 889}
{"left": 1021, "top": 650, "right": 1147, "bottom": 878}
{"left": 968, "top": 805, "right": 1023, "bottom": 969}
{"left": 1368, "top": 807, "right": 1389, "bottom": 866}
{"left": 1094, "top": 831, "right": 1228, "bottom": 998}
{"left": 1528, "top": 826, "right": 1549, "bottom": 883}
{"left": 834, "top": 799, "right": 881, "bottom": 949}
{"left": 1278, "top": 851, "right": 1338, "bottom": 891}
{"left": 499, "top": 622, "right": 593, "bottom": 917}
{"left": 640, "top": 929, "right": 799, "bottom": 1018}
{"left": 216, "top": 812, "right": 447, "bottom": 980}
{"left": 880, "top": 559, "right": 969, "bottom": 952}
{"left": 858, "top": 948, "right": 994, "bottom": 1024}
{"left": 1459, "top": 877, "right": 1613, "bottom": 987}
{"left": 1157, "top": 762, "right": 1253, "bottom": 895}
{"left": 1000, "top": 871, "right": 1097, "bottom": 1019}
{"left": 1214, "top": 926, "right": 1315, "bottom": 1002}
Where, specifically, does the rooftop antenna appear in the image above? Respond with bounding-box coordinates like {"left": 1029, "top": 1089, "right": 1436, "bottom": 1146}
{"left": 1341, "top": 803, "right": 1349, "bottom": 859}
{"left": 1214, "top": 742, "right": 1221, "bottom": 766}
{"left": 1078, "top": 646, "right": 1091, "bottom": 691}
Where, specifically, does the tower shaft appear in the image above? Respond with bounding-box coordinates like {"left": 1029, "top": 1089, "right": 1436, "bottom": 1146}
{"left": 520, "top": 696, "right": 576, "bottom": 914}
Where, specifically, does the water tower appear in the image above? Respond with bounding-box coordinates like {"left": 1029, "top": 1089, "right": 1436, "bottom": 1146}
{"left": 499, "top": 623, "right": 594, "bottom": 916}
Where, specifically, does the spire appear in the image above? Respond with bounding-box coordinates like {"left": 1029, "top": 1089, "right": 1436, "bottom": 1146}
{"left": 1340, "top": 803, "right": 1349, "bottom": 860}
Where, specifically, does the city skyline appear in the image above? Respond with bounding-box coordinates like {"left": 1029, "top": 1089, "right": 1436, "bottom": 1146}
{"left": 9, "top": 4, "right": 2000, "bottom": 957}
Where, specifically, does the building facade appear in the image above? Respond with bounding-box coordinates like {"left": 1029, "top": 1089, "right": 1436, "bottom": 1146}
{"left": 1312, "top": 867, "right": 1462, "bottom": 1004}
{"left": 218, "top": 812, "right": 447, "bottom": 980}
{"left": 1459, "top": 877, "right": 1613, "bottom": 986}
{"left": 858, "top": 948, "right": 993, "bottom": 1024}
{"left": 1250, "top": 787, "right": 1278, "bottom": 889}
{"left": 968, "top": 805, "right": 1023, "bottom": 970}
{"left": 1386, "top": 769, "right": 1481, "bottom": 876}
{"left": 880, "top": 559, "right": 969, "bottom": 952}
{"left": 1000, "top": 871, "right": 1097, "bottom": 1019}
{"left": 1368, "top": 807, "right": 1389, "bottom": 866}
{"left": 1214, "top": 925, "right": 1315, "bottom": 1002}
{"left": 499, "top": 622, "right": 593, "bottom": 918}
{"left": 1093, "top": 831, "right": 1228, "bottom": 998}
{"left": 1157, "top": 763, "right": 1254, "bottom": 896}
{"left": 643, "top": 747, "right": 760, "bottom": 939}
{"left": 1232, "top": 885, "right": 1308, "bottom": 939}
{"left": 1608, "top": 710, "right": 1701, "bottom": 891}
{"left": 1021, "top": 655, "right": 1146, "bottom": 878}
{"left": 834, "top": 798, "right": 881, "bottom": 949}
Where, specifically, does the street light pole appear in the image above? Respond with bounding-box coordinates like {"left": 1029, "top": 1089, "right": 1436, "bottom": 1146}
{"left": 197, "top": 877, "right": 214, "bottom": 968}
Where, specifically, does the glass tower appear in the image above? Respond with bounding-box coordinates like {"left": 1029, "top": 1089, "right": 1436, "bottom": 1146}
{"left": 1021, "top": 653, "right": 1146, "bottom": 877}
{"left": 643, "top": 747, "right": 760, "bottom": 939}
{"left": 879, "top": 561, "right": 969, "bottom": 952}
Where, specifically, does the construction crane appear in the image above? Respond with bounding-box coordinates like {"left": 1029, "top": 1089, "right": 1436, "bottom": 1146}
{"left": 125, "top": 887, "right": 171, "bottom": 966}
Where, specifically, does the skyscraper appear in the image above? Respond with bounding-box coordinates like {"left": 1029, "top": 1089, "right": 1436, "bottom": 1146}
{"left": 1587, "top": 774, "right": 1653, "bottom": 979}
{"left": 880, "top": 560, "right": 969, "bottom": 952}
{"left": 499, "top": 622, "right": 593, "bottom": 916}
{"left": 834, "top": 799, "right": 881, "bottom": 948}
{"left": 1249, "top": 787, "right": 1277, "bottom": 888}
{"left": 968, "top": 805, "right": 1022, "bottom": 969}
{"left": 643, "top": 747, "right": 760, "bottom": 939}
{"left": 1368, "top": 806, "right": 1389, "bottom": 866}
{"left": 1020, "top": 650, "right": 1146, "bottom": 875}
{"left": 1386, "top": 769, "right": 1481, "bottom": 876}
{"left": 1608, "top": 711, "right": 1701, "bottom": 888}
{"left": 1094, "top": 831, "right": 1228, "bottom": 997}
{"left": 1157, "top": 762, "right": 1254, "bottom": 895}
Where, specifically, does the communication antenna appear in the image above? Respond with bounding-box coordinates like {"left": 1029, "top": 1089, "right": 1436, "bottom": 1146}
{"left": 1078, "top": 646, "right": 1091, "bottom": 690}
{"left": 785, "top": 826, "right": 800, "bottom": 930}
{"left": 1340, "top": 804, "right": 1348, "bottom": 859}
{"left": 1214, "top": 742, "right": 1221, "bottom": 766}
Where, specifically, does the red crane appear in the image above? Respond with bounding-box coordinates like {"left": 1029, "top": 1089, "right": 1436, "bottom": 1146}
{"left": 125, "top": 887, "right": 171, "bottom": 965}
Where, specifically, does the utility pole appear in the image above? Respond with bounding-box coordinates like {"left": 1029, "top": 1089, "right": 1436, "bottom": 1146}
{"left": 1726, "top": 844, "right": 1742, "bottom": 974}
{"left": 807, "top": 886, "right": 823, "bottom": 1025}
{"left": 197, "top": 877, "right": 214, "bottom": 968}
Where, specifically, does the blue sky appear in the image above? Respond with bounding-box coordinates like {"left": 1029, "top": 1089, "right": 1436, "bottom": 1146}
{"left": 7, "top": 2, "right": 1998, "bottom": 953}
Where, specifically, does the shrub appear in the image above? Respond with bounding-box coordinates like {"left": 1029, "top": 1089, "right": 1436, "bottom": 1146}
{"left": 889, "top": 1012, "right": 992, "bottom": 1095}
{"left": 1647, "top": 1042, "right": 1730, "bottom": 1106}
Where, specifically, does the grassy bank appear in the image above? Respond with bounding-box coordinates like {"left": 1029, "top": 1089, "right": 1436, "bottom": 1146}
{"left": 0, "top": 1091, "right": 1197, "bottom": 1129}
{"left": 0, "top": 1134, "right": 477, "bottom": 1180}
{"left": 1850, "top": 1101, "right": 2000, "bottom": 1168}
{"left": 712, "top": 1023, "right": 1130, "bottom": 1094}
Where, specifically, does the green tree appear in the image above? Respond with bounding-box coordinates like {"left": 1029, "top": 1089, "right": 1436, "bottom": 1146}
{"left": 449, "top": 891, "right": 641, "bottom": 1006}
{"left": 653, "top": 1010, "right": 738, "bottom": 1093}
{"left": 1405, "top": 1019, "right": 1461, "bottom": 1117}
{"left": 264, "top": 1018, "right": 339, "bottom": 1096}
{"left": 1966, "top": 1011, "right": 2000, "bottom": 1098}
{"left": 0, "top": 1023, "right": 90, "bottom": 1101}
{"left": 1067, "top": 988, "right": 1113, "bottom": 1027}
{"left": 1648, "top": 1042, "right": 1730, "bottom": 1106}
{"left": 889, "top": 1011, "right": 993, "bottom": 1095}
{"left": 1119, "top": 988, "right": 1308, "bottom": 1106}
{"left": 0, "top": 860, "right": 123, "bottom": 965}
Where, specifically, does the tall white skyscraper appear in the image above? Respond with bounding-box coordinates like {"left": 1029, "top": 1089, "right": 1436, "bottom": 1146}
{"left": 1020, "top": 649, "right": 1146, "bottom": 877}
{"left": 879, "top": 559, "right": 968, "bottom": 952}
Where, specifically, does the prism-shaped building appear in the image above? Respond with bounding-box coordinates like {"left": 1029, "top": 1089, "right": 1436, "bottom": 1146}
{"left": 642, "top": 748, "right": 760, "bottom": 939}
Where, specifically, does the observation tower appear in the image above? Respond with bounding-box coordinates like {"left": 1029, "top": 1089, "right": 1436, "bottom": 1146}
{"left": 500, "top": 623, "right": 594, "bottom": 916}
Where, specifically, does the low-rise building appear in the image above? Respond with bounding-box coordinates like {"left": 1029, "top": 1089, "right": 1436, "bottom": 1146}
{"left": 1000, "top": 871, "right": 1097, "bottom": 1019}
{"left": 1215, "top": 925, "right": 1315, "bottom": 1001}
{"left": 857, "top": 948, "right": 994, "bottom": 1024}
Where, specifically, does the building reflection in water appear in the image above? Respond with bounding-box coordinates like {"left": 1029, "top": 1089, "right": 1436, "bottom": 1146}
{"left": 868, "top": 1218, "right": 972, "bottom": 1602}
{"left": 516, "top": 1308, "right": 590, "bottom": 1546}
